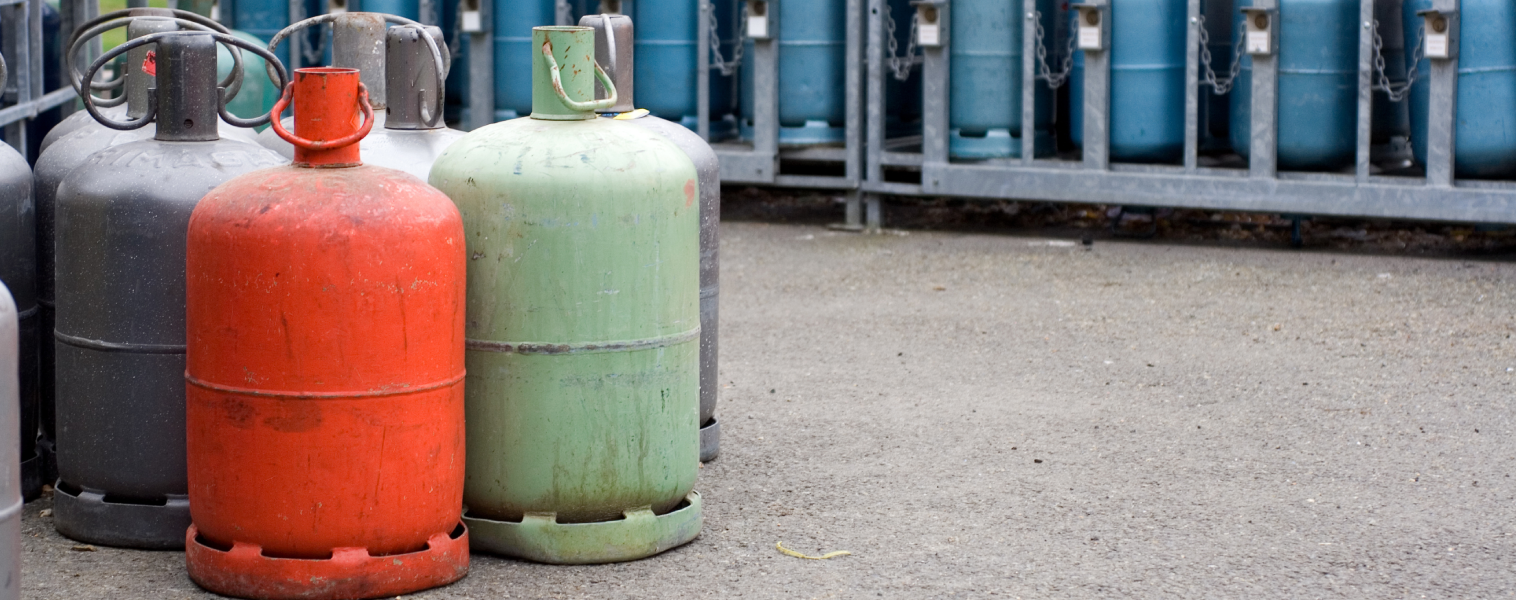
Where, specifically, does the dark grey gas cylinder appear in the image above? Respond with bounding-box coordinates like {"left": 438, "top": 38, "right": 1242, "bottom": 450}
{"left": 583, "top": 14, "right": 722, "bottom": 462}
{"left": 51, "top": 31, "right": 286, "bottom": 549}
{"left": 35, "top": 14, "right": 259, "bottom": 480}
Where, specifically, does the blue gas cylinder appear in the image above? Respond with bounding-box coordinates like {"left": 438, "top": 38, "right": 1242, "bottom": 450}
{"left": 1070, "top": 0, "right": 1187, "bottom": 163}
{"left": 740, "top": 0, "right": 848, "bottom": 145}
{"left": 1404, "top": 0, "right": 1516, "bottom": 178}
{"left": 1230, "top": 0, "right": 1358, "bottom": 171}
{"left": 949, "top": 0, "right": 1054, "bottom": 159}
{"left": 230, "top": 0, "right": 324, "bottom": 69}
{"left": 493, "top": 0, "right": 558, "bottom": 121}
{"left": 356, "top": 0, "right": 419, "bottom": 20}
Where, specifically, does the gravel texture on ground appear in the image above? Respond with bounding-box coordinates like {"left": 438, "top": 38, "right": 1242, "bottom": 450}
{"left": 21, "top": 194, "right": 1516, "bottom": 598}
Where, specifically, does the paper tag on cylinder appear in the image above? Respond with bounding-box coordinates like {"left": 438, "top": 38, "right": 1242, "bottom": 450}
{"left": 1425, "top": 33, "right": 1449, "bottom": 58}
{"left": 1078, "top": 26, "right": 1100, "bottom": 50}
{"left": 1246, "top": 30, "right": 1270, "bottom": 54}
{"left": 918, "top": 23, "right": 940, "bottom": 46}
{"left": 748, "top": 14, "right": 769, "bottom": 39}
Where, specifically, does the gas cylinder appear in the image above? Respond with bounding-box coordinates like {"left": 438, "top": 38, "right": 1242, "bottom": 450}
{"left": 494, "top": 0, "right": 559, "bottom": 121}
{"left": 255, "top": 13, "right": 432, "bottom": 155}
{"left": 740, "top": 0, "right": 849, "bottom": 144}
{"left": 34, "top": 15, "right": 267, "bottom": 474}
{"left": 185, "top": 67, "right": 468, "bottom": 600}
{"left": 1071, "top": 0, "right": 1187, "bottom": 162}
{"left": 1230, "top": 0, "right": 1359, "bottom": 171}
{"left": 42, "top": 9, "right": 258, "bottom": 151}
{"left": 228, "top": 0, "right": 325, "bottom": 70}
{"left": 261, "top": 20, "right": 463, "bottom": 180}
{"left": 583, "top": 13, "right": 721, "bottom": 462}
{"left": 431, "top": 25, "right": 701, "bottom": 564}
{"left": 0, "top": 57, "right": 39, "bottom": 504}
{"left": 0, "top": 281, "right": 21, "bottom": 600}
{"left": 948, "top": 0, "right": 1055, "bottom": 159}
{"left": 355, "top": 0, "right": 420, "bottom": 20}
{"left": 1404, "top": 0, "right": 1516, "bottom": 178}
{"left": 50, "top": 31, "right": 286, "bottom": 549}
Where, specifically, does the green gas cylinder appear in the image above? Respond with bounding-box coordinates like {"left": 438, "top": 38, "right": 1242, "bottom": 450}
{"left": 429, "top": 25, "right": 702, "bottom": 565}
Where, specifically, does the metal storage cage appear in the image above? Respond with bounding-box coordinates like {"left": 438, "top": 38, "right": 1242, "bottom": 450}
{"left": 859, "top": 0, "right": 1516, "bottom": 231}
{"left": 1, "top": 0, "right": 89, "bottom": 160}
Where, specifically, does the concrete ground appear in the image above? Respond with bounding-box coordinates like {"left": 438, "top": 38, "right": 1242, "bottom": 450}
{"left": 21, "top": 205, "right": 1516, "bottom": 598}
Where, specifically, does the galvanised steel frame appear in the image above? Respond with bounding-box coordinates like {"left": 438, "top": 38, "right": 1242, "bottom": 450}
{"left": 0, "top": 0, "right": 93, "bottom": 156}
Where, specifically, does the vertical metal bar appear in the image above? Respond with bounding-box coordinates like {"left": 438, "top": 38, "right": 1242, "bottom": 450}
{"left": 845, "top": 0, "right": 863, "bottom": 184}
{"left": 864, "top": 0, "right": 884, "bottom": 187}
{"left": 752, "top": 2, "right": 778, "bottom": 168}
{"left": 1082, "top": 0, "right": 1110, "bottom": 170}
{"left": 419, "top": 0, "right": 436, "bottom": 25}
{"left": 1, "top": 5, "right": 20, "bottom": 153}
{"left": 697, "top": 0, "right": 711, "bottom": 140}
{"left": 1424, "top": 0, "right": 1458, "bottom": 187}
{"left": 921, "top": 1, "right": 949, "bottom": 169}
{"left": 1354, "top": 0, "right": 1373, "bottom": 181}
{"left": 1248, "top": 0, "right": 1278, "bottom": 178}
{"left": 288, "top": 0, "right": 304, "bottom": 68}
{"left": 1019, "top": 4, "right": 1036, "bottom": 164}
{"left": 1183, "top": 0, "right": 1200, "bottom": 171}
{"left": 466, "top": 0, "right": 494, "bottom": 131}
{"left": 845, "top": 189, "right": 863, "bottom": 228}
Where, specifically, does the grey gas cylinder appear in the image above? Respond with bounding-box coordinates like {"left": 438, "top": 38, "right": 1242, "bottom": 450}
{"left": 0, "top": 54, "right": 38, "bottom": 513}
{"left": 50, "top": 31, "right": 286, "bottom": 549}
{"left": 583, "top": 13, "right": 723, "bottom": 462}
{"left": 34, "top": 15, "right": 266, "bottom": 478}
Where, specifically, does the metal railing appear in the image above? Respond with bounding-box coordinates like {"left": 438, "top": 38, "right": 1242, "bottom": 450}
{"left": 1, "top": 0, "right": 94, "bottom": 157}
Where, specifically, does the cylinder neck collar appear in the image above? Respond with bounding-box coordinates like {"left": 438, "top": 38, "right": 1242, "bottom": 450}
{"left": 292, "top": 68, "right": 366, "bottom": 167}
{"left": 153, "top": 33, "right": 221, "bottom": 142}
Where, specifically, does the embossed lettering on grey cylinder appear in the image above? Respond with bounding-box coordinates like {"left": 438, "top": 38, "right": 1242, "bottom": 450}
{"left": 51, "top": 32, "right": 286, "bottom": 549}
{"left": 583, "top": 13, "right": 723, "bottom": 462}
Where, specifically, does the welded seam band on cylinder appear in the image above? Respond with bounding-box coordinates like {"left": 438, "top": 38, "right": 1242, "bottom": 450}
{"left": 15, "top": 306, "right": 38, "bottom": 320}
{"left": 466, "top": 327, "right": 700, "bottom": 355}
{"left": 184, "top": 371, "right": 466, "bottom": 399}
{"left": 55, "top": 331, "right": 187, "bottom": 354}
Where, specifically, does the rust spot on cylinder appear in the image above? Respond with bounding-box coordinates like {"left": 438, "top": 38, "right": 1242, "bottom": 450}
{"left": 684, "top": 180, "right": 696, "bottom": 207}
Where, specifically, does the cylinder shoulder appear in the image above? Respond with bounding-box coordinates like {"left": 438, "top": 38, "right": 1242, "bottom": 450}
{"left": 61, "top": 139, "right": 286, "bottom": 203}
{"left": 431, "top": 117, "right": 698, "bottom": 188}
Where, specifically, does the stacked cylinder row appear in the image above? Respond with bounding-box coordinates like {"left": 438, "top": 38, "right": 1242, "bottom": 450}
{"left": 0, "top": 7, "right": 721, "bottom": 599}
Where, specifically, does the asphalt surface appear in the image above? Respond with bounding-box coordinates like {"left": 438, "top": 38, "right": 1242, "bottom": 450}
{"left": 21, "top": 211, "right": 1516, "bottom": 598}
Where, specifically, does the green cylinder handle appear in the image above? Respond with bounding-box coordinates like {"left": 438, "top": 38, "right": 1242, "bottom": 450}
{"left": 540, "top": 37, "right": 618, "bottom": 113}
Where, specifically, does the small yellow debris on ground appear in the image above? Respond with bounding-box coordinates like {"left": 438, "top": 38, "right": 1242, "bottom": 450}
{"left": 776, "top": 541, "right": 851, "bottom": 560}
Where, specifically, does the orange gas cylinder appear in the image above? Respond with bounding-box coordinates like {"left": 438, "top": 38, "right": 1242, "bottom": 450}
{"left": 183, "top": 67, "right": 468, "bottom": 600}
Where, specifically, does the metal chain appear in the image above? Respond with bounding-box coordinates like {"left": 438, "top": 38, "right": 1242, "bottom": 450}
{"left": 884, "top": 2, "right": 921, "bottom": 81}
{"left": 1373, "top": 20, "right": 1423, "bottom": 103}
{"left": 1197, "top": 15, "right": 1244, "bottom": 95}
{"left": 1033, "top": 11, "right": 1075, "bottom": 89}
{"left": 708, "top": 1, "right": 744, "bottom": 76}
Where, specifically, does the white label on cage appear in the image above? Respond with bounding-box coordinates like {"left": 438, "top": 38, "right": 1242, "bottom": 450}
{"left": 210, "top": 3, "right": 219, "bottom": 20}
{"left": 918, "top": 23, "right": 940, "bottom": 46}
{"left": 1425, "top": 34, "right": 1449, "bottom": 58}
{"left": 748, "top": 15, "right": 769, "bottom": 38}
{"left": 462, "top": 10, "right": 482, "bottom": 32}
{"left": 328, "top": 1, "right": 347, "bottom": 14}
{"left": 1246, "top": 30, "right": 1270, "bottom": 54}
{"left": 1078, "top": 26, "right": 1101, "bottom": 49}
